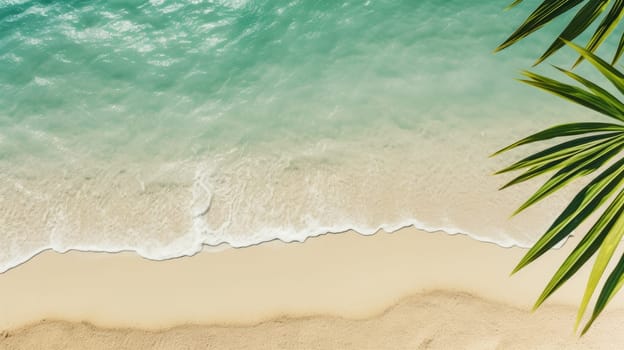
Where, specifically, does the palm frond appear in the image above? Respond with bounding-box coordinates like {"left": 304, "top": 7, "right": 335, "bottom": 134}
{"left": 497, "top": 0, "right": 624, "bottom": 66}
{"left": 575, "top": 188, "right": 624, "bottom": 329}
{"left": 491, "top": 122, "right": 624, "bottom": 156}
{"left": 495, "top": 132, "right": 623, "bottom": 175}
{"left": 532, "top": 160, "right": 624, "bottom": 310}
{"left": 510, "top": 134, "right": 624, "bottom": 214}
{"left": 494, "top": 43, "right": 624, "bottom": 333}
{"left": 574, "top": 0, "right": 624, "bottom": 66}
{"left": 518, "top": 70, "right": 624, "bottom": 121}
{"left": 506, "top": 0, "right": 524, "bottom": 10}
{"left": 583, "top": 250, "right": 624, "bottom": 333}
{"left": 566, "top": 40, "right": 624, "bottom": 93}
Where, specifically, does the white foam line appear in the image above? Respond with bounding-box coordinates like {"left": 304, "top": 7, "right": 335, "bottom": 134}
{"left": 0, "top": 216, "right": 567, "bottom": 275}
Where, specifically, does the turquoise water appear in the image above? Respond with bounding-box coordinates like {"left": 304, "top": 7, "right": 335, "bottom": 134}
{"left": 0, "top": 0, "right": 617, "bottom": 271}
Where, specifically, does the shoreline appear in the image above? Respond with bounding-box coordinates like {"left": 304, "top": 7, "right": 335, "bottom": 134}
{"left": 3, "top": 227, "right": 624, "bottom": 348}
{"left": 0, "top": 222, "right": 542, "bottom": 276}
{"left": 0, "top": 122, "right": 576, "bottom": 275}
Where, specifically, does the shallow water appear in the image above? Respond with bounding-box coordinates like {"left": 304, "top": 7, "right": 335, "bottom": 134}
{"left": 0, "top": 0, "right": 617, "bottom": 272}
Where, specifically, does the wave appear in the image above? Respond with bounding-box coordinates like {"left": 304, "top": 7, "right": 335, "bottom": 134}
{"left": 0, "top": 126, "right": 584, "bottom": 273}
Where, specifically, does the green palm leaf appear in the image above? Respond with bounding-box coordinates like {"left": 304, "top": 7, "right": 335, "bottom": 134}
{"left": 494, "top": 43, "right": 624, "bottom": 333}
{"left": 519, "top": 71, "right": 624, "bottom": 121}
{"left": 574, "top": 0, "right": 624, "bottom": 66}
{"left": 511, "top": 134, "right": 624, "bottom": 214}
{"left": 506, "top": 0, "right": 524, "bottom": 10}
{"left": 497, "top": 0, "right": 624, "bottom": 66}
{"left": 553, "top": 66, "right": 624, "bottom": 118}
{"left": 495, "top": 132, "right": 622, "bottom": 175}
{"left": 614, "top": 32, "right": 624, "bottom": 63}
{"left": 491, "top": 122, "right": 624, "bottom": 156}
{"left": 565, "top": 40, "right": 624, "bottom": 94}
{"left": 535, "top": 0, "right": 609, "bottom": 66}
{"left": 583, "top": 250, "right": 624, "bottom": 333}
{"left": 575, "top": 189, "right": 624, "bottom": 329}
{"left": 528, "top": 158, "right": 624, "bottom": 308}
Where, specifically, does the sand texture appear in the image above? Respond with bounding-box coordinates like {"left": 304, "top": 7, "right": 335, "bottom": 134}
{"left": 2, "top": 228, "right": 624, "bottom": 349}
{"left": 4, "top": 292, "right": 624, "bottom": 350}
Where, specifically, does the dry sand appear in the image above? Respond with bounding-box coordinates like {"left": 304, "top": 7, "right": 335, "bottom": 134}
{"left": 2, "top": 227, "right": 624, "bottom": 349}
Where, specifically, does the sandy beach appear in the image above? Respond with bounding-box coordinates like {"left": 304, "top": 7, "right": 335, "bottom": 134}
{"left": 3, "top": 227, "right": 624, "bottom": 349}
{"left": 7, "top": 0, "right": 624, "bottom": 348}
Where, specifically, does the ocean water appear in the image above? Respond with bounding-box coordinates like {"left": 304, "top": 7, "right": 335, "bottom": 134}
{"left": 0, "top": 0, "right": 618, "bottom": 272}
